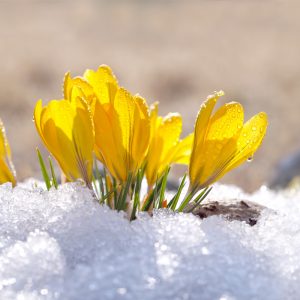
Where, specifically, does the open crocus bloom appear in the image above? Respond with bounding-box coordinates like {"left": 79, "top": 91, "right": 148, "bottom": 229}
{"left": 82, "top": 66, "right": 150, "bottom": 182}
{"left": 34, "top": 89, "right": 95, "bottom": 188}
{"left": 0, "top": 119, "right": 16, "bottom": 186}
{"left": 145, "top": 102, "right": 193, "bottom": 187}
{"left": 189, "top": 91, "right": 268, "bottom": 191}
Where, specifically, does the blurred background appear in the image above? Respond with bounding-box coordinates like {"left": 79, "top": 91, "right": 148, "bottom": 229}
{"left": 1, "top": 0, "right": 300, "bottom": 192}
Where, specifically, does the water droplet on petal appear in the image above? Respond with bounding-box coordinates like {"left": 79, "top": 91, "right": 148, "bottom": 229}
{"left": 247, "top": 156, "right": 253, "bottom": 162}
{"left": 252, "top": 126, "right": 257, "bottom": 131}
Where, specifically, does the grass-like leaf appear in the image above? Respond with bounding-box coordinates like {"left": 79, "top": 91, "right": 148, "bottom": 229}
{"left": 185, "top": 186, "right": 213, "bottom": 213}
{"left": 130, "top": 168, "right": 144, "bottom": 220}
{"left": 158, "top": 167, "right": 170, "bottom": 208}
{"left": 36, "top": 148, "right": 51, "bottom": 191}
{"left": 177, "top": 186, "right": 196, "bottom": 213}
{"left": 141, "top": 175, "right": 164, "bottom": 212}
{"left": 48, "top": 156, "right": 58, "bottom": 189}
{"left": 168, "top": 173, "right": 187, "bottom": 210}
{"left": 116, "top": 173, "right": 132, "bottom": 211}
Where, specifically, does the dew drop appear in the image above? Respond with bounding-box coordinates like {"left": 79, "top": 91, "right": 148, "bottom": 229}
{"left": 251, "top": 126, "right": 257, "bottom": 131}
{"left": 247, "top": 156, "right": 253, "bottom": 162}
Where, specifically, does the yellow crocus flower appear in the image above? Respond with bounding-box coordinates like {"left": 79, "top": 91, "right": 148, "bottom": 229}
{"left": 83, "top": 65, "right": 118, "bottom": 105}
{"left": 34, "top": 88, "right": 95, "bottom": 188}
{"left": 80, "top": 65, "right": 150, "bottom": 182}
{"left": 93, "top": 87, "right": 150, "bottom": 182}
{"left": 145, "top": 102, "right": 193, "bottom": 187}
{"left": 63, "top": 65, "right": 118, "bottom": 111}
{"left": 0, "top": 119, "right": 16, "bottom": 186}
{"left": 189, "top": 91, "right": 268, "bottom": 191}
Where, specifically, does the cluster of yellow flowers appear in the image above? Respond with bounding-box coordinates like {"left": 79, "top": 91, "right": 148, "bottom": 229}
{"left": 0, "top": 65, "right": 268, "bottom": 218}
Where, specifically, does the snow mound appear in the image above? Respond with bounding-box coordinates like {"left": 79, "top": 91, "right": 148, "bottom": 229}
{"left": 0, "top": 180, "right": 300, "bottom": 300}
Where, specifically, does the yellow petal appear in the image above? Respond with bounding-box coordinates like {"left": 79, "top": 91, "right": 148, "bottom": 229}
{"left": 72, "top": 97, "right": 95, "bottom": 183}
{"left": 171, "top": 133, "right": 194, "bottom": 165}
{"left": 192, "top": 91, "right": 224, "bottom": 152}
{"left": 63, "top": 72, "right": 94, "bottom": 103}
{"left": 0, "top": 119, "right": 12, "bottom": 159}
{"left": 34, "top": 100, "right": 46, "bottom": 146}
{"left": 189, "top": 91, "right": 224, "bottom": 186}
{"left": 93, "top": 97, "right": 126, "bottom": 181}
{"left": 146, "top": 111, "right": 182, "bottom": 186}
{"left": 132, "top": 95, "right": 150, "bottom": 170}
{"left": 84, "top": 65, "right": 118, "bottom": 105}
{"left": 0, "top": 158, "right": 16, "bottom": 186}
{"left": 36, "top": 98, "right": 94, "bottom": 184}
{"left": 220, "top": 112, "right": 268, "bottom": 177}
{"left": 0, "top": 120, "right": 16, "bottom": 186}
{"left": 190, "top": 101, "right": 244, "bottom": 189}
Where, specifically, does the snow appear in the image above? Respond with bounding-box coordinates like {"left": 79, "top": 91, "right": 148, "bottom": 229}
{"left": 1, "top": 180, "right": 300, "bottom": 300}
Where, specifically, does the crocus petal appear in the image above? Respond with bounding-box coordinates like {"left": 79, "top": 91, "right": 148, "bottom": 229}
{"left": 112, "top": 88, "right": 150, "bottom": 180}
{"left": 93, "top": 87, "right": 150, "bottom": 182}
{"left": 146, "top": 109, "right": 183, "bottom": 186}
{"left": 34, "top": 96, "right": 94, "bottom": 185}
{"left": 0, "top": 120, "right": 16, "bottom": 186}
{"left": 93, "top": 100, "right": 125, "bottom": 181}
{"left": 84, "top": 65, "right": 118, "bottom": 105}
{"left": 64, "top": 72, "right": 95, "bottom": 103}
{"left": 189, "top": 91, "right": 224, "bottom": 187}
{"left": 170, "top": 133, "right": 194, "bottom": 165}
{"left": 203, "top": 102, "right": 244, "bottom": 177}
{"left": 220, "top": 112, "right": 268, "bottom": 176}
{"left": 132, "top": 95, "right": 150, "bottom": 171}
{"left": 190, "top": 101, "right": 244, "bottom": 189}
{"left": 189, "top": 90, "right": 268, "bottom": 191}
{"left": 0, "top": 159, "right": 15, "bottom": 185}
{"left": 191, "top": 91, "right": 224, "bottom": 154}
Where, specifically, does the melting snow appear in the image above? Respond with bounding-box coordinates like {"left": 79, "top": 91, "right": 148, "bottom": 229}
{"left": 0, "top": 180, "right": 300, "bottom": 300}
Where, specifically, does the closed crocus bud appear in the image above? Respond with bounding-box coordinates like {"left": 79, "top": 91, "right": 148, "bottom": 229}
{"left": 145, "top": 102, "right": 193, "bottom": 187}
{"left": 83, "top": 66, "right": 150, "bottom": 183}
{"left": 33, "top": 87, "right": 95, "bottom": 188}
{"left": 189, "top": 91, "right": 268, "bottom": 192}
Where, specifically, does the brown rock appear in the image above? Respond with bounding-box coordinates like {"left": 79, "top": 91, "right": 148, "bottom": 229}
{"left": 192, "top": 200, "right": 266, "bottom": 226}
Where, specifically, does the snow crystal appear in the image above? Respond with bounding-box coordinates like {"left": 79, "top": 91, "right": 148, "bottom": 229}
{"left": 0, "top": 179, "right": 300, "bottom": 300}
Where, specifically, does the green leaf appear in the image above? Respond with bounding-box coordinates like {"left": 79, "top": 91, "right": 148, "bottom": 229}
{"left": 113, "top": 177, "right": 118, "bottom": 208}
{"left": 131, "top": 167, "right": 144, "bottom": 220}
{"left": 116, "top": 173, "right": 132, "bottom": 211}
{"left": 48, "top": 156, "right": 58, "bottom": 189}
{"left": 168, "top": 173, "right": 187, "bottom": 210}
{"left": 177, "top": 186, "right": 197, "bottom": 212}
{"left": 141, "top": 175, "right": 164, "bottom": 212}
{"left": 185, "top": 186, "right": 213, "bottom": 213}
{"left": 36, "top": 148, "right": 51, "bottom": 191}
{"left": 94, "top": 159, "right": 105, "bottom": 201}
{"left": 158, "top": 167, "right": 170, "bottom": 208}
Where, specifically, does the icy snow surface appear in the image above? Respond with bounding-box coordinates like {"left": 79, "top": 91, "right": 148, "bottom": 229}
{"left": 1, "top": 180, "right": 300, "bottom": 300}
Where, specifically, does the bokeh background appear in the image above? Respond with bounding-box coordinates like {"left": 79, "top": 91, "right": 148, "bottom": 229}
{"left": 1, "top": 0, "right": 300, "bottom": 192}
